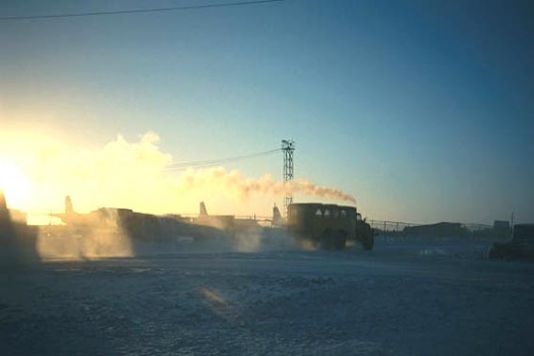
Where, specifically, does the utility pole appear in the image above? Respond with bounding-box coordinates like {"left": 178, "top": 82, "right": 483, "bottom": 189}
{"left": 511, "top": 211, "right": 515, "bottom": 237}
{"left": 281, "top": 139, "right": 295, "bottom": 217}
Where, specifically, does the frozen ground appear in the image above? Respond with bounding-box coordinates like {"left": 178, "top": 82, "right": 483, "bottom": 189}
{"left": 1, "top": 235, "right": 534, "bottom": 355}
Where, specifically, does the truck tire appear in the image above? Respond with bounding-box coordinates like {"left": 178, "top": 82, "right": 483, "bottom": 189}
{"left": 488, "top": 245, "right": 501, "bottom": 259}
{"left": 319, "top": 229, "right": 332, "bottom": 250}
{"left": 334, "top": 230, "right": 347, "bottom": 250}
{"left": 361, "top": 233, "right": 374, "bottom": 250}
{"left": 319, "top": 229, "right": 347, "bottom": 250}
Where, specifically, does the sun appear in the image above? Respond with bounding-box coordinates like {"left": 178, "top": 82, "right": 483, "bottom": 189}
{"left": 0, "top": 157, "right": 32, "bottom": 210}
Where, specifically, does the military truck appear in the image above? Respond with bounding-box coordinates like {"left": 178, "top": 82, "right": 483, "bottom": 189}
{"left": 287, "top": 203, "right": 374, "bottom": 250}
{"left": 488, "top": 224, "right": 534, "bottom": 261}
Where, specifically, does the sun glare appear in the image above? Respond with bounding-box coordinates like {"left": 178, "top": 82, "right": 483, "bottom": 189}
{"left": 0, "top": 157, "right": 32, "bottom": 210}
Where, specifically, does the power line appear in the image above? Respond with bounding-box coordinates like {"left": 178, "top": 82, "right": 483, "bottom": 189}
{"left": 0, "top": 0, "right": 285, "bottom": 21}
{"left": 166, "top": 148, "right": 280, "bottom": 171}
{"left": 168, "top": 148, "right": 280, "bottom": 168}
{"left": 167, "top": 148, "right": 280, "bottom": 171}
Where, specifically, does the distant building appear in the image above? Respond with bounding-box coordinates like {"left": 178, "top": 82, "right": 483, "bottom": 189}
{"left": 0, "top": 190, "right": 39, "bottom": 262}
{"left": 493, "top": 220, "right": 511, "bottom": 232}
{"left": 0, "top": 191, "right": 28, "bottom": 224}
{"left": 0, "top": 190, "right": 9, "bottom": 223}
{"left": 403, "top": 222, "right": 469, "bottom": 237}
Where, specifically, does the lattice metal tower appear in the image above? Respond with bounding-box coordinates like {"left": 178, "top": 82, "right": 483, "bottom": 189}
{"left": 282, "top": 139, "right": 295, "bottom": 216}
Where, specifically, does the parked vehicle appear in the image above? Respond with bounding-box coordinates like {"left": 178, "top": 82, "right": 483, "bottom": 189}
{"left": 287, "top": 203, "right": 374, "bottom": 250}
{"left": 488, "top": 224, "right": 534, "bottom": 261}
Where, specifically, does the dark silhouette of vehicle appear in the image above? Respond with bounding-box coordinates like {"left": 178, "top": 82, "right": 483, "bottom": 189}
{"left": 0, "top": 190, "right": 40, "bottom": 263}
{"left": 488, "top": 224, "right": 534, "bottom": 261}
{"left": 287, "top": 203, "right": 374, "bottom": 250}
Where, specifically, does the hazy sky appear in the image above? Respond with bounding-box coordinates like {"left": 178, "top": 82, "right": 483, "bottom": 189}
{"left": 1, "top": 0, "right": 533, "bottom": 224}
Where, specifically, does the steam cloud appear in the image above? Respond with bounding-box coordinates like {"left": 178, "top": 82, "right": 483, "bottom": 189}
{"left": 3, "top": 131, "right": 356, "bottom": 216}
{"left": 180, "top": 167, "right": 356, "bottom": 204}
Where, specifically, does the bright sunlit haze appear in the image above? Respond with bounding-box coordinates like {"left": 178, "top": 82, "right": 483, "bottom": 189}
{"left": 1, "top": 0, "right": 533, "bottom": 224}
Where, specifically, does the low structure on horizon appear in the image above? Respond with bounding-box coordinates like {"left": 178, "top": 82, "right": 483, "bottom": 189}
{"left": 403, "top": 222, "right": 470, "bottom": 238}
{"left": 0, "top": 190, "right": 39, "bottom": 263}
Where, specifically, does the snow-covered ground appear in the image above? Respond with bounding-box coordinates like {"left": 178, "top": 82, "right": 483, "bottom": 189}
{"left": 1, "top": 235, "right": 534, "bottom": 355}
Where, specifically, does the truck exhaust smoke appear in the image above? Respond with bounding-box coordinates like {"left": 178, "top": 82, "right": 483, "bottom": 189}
{"left": 3, "top": 131, "right": 356, "bottom": 217}
{"left": 179, "top": 167, "right": 356, "bottom": 204}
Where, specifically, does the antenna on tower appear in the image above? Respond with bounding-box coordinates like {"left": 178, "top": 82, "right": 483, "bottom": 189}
{"left": 281, "top": 139, "right": 295, "bottom": 217}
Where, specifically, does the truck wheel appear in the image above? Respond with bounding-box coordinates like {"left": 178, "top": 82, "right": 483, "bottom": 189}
{"left": 334, "top": 230, "right": 347, "bottom": 250}
{"left": 488, "top": 245, "right": 502, "bottom": 259}
{"left": 361, "top": 233, "right": 374, "bottom": 251}
{"left": 319, "top": 229, "right": 333, "bottom": 250}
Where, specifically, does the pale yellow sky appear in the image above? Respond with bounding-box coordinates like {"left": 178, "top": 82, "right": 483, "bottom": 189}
{"left": 0, "top": 129, "right": 355, "bottom": 220}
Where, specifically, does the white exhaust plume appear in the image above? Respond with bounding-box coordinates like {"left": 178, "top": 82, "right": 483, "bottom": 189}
{"left": 179, "top": 167, "right": 356, "bottom": 204}
{"left": 1, "top": 131, "right": 356, "bottom": 216}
